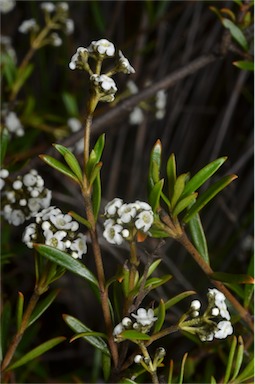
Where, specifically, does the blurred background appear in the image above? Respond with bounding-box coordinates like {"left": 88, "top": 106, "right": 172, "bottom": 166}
{"left": 1, "top": 1, "right": 253, "bottom": 382}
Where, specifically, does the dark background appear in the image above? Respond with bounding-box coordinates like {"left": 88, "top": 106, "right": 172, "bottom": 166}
{"left": 1, "top": 1, "right": 253, "bottom": 383}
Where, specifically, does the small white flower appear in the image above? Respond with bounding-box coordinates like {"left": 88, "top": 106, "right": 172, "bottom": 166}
{"left": 192, "top": 310, "right": 199, "bottom": 317}
{"left": 113, "top": 323, "right": 124, "bottom": 336}
{"left": 19, "top": 199, "right": 27, "bottom": 206}
{"left": 103, "top": 223, "right": 123, "bottom": 245}
{"left": 0, "top": 0, "right": 16, "bottom": 13}
{"left": 50, "top": 32, "right": 62, "bottom": 47}
{"left": 88, "top": 39, "right": 115, "bottom": 57}
{"left": 122, "top": 317, "right": 132, "bottom": 327}
{"left": 65, "top": 18, "right": 74, "bottom": 35}
{"left": 135, "top": 210, "right": 154, "bottom": 232}
{"left": 22, "top": 223, "right": 37, "bottom": 248}
{"left": 90, "top": 74, "right": 117, "bottom": 101}
{"left": 12, "top": 180, "right": 22, "bottom": 190}
{"left": 70, "top": 234, "right": 87, "bottom": 259}
{"left": 190, "top": 300, "right": 201, "bottom": 311}
{"left": 214, "top": 321, "right": 233, "bottom": 339}
{"left": 131, "top": 308, "right": 157, "bottom": 326}
{"left": 28, "top": 198, "right": 41, "bottom": 213}
{"left": 122, "top": 229, "right": 129, "bottom": 238}
{"left": 18, "top": 19, "right": 38, "bottom": 34}
{"left": 69, "top": 46, "right": 88, "bottom": 70}
{"left": 135, "top": 201, "right": 152, "bottom": 211}
{"left": 156, "top": 89, "right": 167, "bottom": 110}
{"left": 134, "top": 355, "right": 143, "bottom": 364}
{"left": 57, "top": 2, "right": 69, "bottom": 11}
{"left": 200, "top": 332, "right": 214, "bottom": 342}
{"left": 42, "top": 221, "right": 51, "bottom": 231}
{"left": 40, "top": 2, "right": 55, "bottom": 12}
{"left": 5, "top": 112, "right": 24, "bottom": 136}
{"left": 211, "top": 307, "right": 220, "bottom": 317}
{"left": 6, "top": 191, "right": 15, "bottom": 202}
{"left": 50, "top": 213, "right": 74, "bottom": 230}
{"left": 45, "top": 230, "right": 66, "bottom": 250}
{"left": 129, "top": 106, "right": 144, "bottom": 125}
{"left": 10, "top": 209, "right": 26, "bottom": 226}
{"left": 118, "top": 50, "right": 135, "bottom": 74}
{"left": 67, "top": 117, "right": 82, "bottom": 132}
{"left": 104, "top": 198, "right": 123, "bottom": 216}
{"left": 23, "top": 173, "right": 37, "bottom": 187}
{"left": 118, "top": 203, "right": 137, "bottom": 223}
{"left": 0, "top": 169, "right": 9, "bottom": 178}
{"left": 208, "top": 288, "right": 230, "bottom": 320}
{"left": 127, "top": 80, "right": 138, "bottom": 95}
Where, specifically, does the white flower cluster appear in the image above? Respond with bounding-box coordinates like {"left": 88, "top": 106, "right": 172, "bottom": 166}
{"left": 69, "top": 39, "right": 135, "bottom": 103}
{"left": 103, "top": 198, "right": 154, "bottom": 245}
{"left": 90, "top": 74, "right": 117, "bottom": 102}
{"left": 0, "top": 0, "right": 16, "bottom": 13}
{"left": 113, "top": 307, "right": 157, "bottom": 341}
{"left": 1, "top": 169, "right": 52, "bottom": 226}
{"left": 155, "top": 89, "right": 167, "bottom": 120}
{"left": 19, "top": 2, "right": 73, "bottom": 42}
{"left": 2, "top": 111, "right": 24, "bottom": 137}
{"left": 22, "top": 206, "right": 87, "bottom": 259}
{"left": 185, "top": 288, "right": 233, "bottom": 342}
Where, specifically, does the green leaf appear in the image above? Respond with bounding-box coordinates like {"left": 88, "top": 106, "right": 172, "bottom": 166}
{"left": 148, "top": 140, "right": 162, "bottom": 190}
{"left": 63, "top": 314, "right": 110, "bottom": 356}
{"left": 90, "top": 0, "right": 106, "bottom": 33}
{"left": 210, "top": 376, "right": 217, "bottom": 384}
{"left": 89, "top": 161, "right": 102, "bottom": 186}
{"left": 34, "top": 244, "right": 98, "bottom": 287}
{"left": 1, "top": 301, "right": 11, "bottom": 357}
{"left": 171, "top": 173, "right": 189, "bottom": 209}
{"left": 28, "top": 289, "right": 59, "bottom": 327}
{"left": 167, "top": 153, "right": 176, "bottom": 201}
{"left": 86, "top": 134, "right": 105, "bottom": 179}
{"left": 161, "top": 291, "right": 196, "bottom": 312}
{"left": 224, "top": 336, "right": 237, "bottom": 383}
{"left": 39, "top": 155, "right": 79, "bottom": 183}
{"left": 62, "top": 92, "right": 79, "bottom": 116}
{"left": 182, "top": 157, "right": 227, "bottom": 197}
{"left": 6, "top": 337, "right": 66, "bottom": 371}
{"left": 172, "top": 193, "right": 197, "bottom": 217}
{"left": 179, "top": 352, "right": 188, "bottom": 384}
{"left": 230, "top": 336, "right": 244, "bottom": 381}
{"left": 1, "top": 52, "right": 17, "bottom": 87}
{"left": 154, "top": 299, "right": 165, "bottom": 333}
{"left": 188, "top": 213, "right": 209, "bottom": 265}
{"left": 137, "top": 259, "right": 162, "bottom": 288}
{"left": 70, "top": 331, "right": 107, "bottom": 342}
{"left": 183, "top": 174, "right": 237, "bottom": 223}
{"left": 16, "top": 292, "right": 24, "bottom": 331}
{"left": 149, "top": 179, "right": 164, "bottom": 212}
{"left": 0, "top": 130, "right": 9, "bottom": 165}
{"left": 12, "top": 64, "right": 34, "bottom": 97}
{"left": 68, "top": 211, "right": 92, "bottom": 229}
{"left": 144, "top": 275, "right": 172, "bottom": 291}
{"left": 102, "top": 352, "right": 111, "bottom": 382}
{"left": 92, "top": 170, "right": 102, "bottom": 220}
{"left": 222, "top": 18, "right": 249, "bottom": 51}
{"left": 233, "top": 358, "right": 254, "bottom": 383}
{"left": 244, "top": 254, "right": 254, "bottom": 309}
{"left": 233, "top": 60, "right": 254, "bottom": 71}
{"left": 53, "top": 144, "right": 83, "bottom": 183}
{"left": 121, "top": 330, "right": 150, "bottom": 341}
{"left": 210, "top": 272, "right": 254, "bottom": 284}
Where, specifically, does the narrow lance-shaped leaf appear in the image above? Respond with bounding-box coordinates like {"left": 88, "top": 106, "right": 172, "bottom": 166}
{"left": 149, "top": 179, "right": 164, "bottom": 212}
{"left": 172, "top": 193, "right": 197, "bottom": 217}
{"left": 171, "top": 173, "right": 189, "bottom": 209}
{"left": 244, "top": 254, "right": 254, "bottom": 309}
{"left": 102, "top": 352, "right": 111, "bottom": 382}
{"left": 6, "top": 337, "right": 66, "bottom": 371}
{"left": 224, "top": 335, "right": 237, "bottom": 383}
{"left": 34, "top": 244, "right": 99, "bottom": 288}
{"left": 86, "top": 134, "right": 105, "bottom": 178}
{"left": 63, "top": 314, "right": 110, "bottom": 356}
{"left": 160, "top": 291, "right": 196, "bottom": 312}
{"left": 230, "top": 336, "right": 244, "bottom": 381}
{"left": 121, "top": 330, "right": 150, "bottom": 341}
{"left": 183, "top": 174, "right": 238, "bottom": 223}
{"left": 148, "top": 140, "right": 162, "bottom": 190}
{"left": 233, "top": 60, "right": 254, "bottom": 71}
{"left": 233, "top": 358, "right": 254, "bottom": 383}
{"left": 62, "top": 92, "right": 80, "bottom": 116}
{"left": 70, "top": 331, "right": 107, "bottom": 342}
{"left": 210, "top": 272, "right": 254, "bottom": 285}
{"left": 222, "top": 18, "right": 249, "bottom": 51}
{"left": 92, "top": 170, "right": 102, "bottom": 220}
{"left": 188, "top": 213, "right": 209, "bottom": 265}
{"left": 53, "top": 144, "right": 83, "bottom": 183}
{"left": 39, "top": 155, "right": 79, "bottom": 183}
{"left": 16, "top": 291, "right": 24, "bottom": 331}
{"left": 154, "top": 299, "right": 165, "bottom": 333}
{"left": 28, "top": 289, "right": 59, "bottom": 327}
{"left": 179, "top": 352, "right": 188, "bottom": 384}
{"left": 182, "top": 157, "right": 227, "bottom": 197}
{"left": 0, "top": 130, "right": 9, "bottom": 165}
{"left": 166, "top": 153, "right": 176, "bottom": 202}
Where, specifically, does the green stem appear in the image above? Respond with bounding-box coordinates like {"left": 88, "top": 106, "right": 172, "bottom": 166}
{"left": 139, "top": 342, "right": 159, "bottom": 384}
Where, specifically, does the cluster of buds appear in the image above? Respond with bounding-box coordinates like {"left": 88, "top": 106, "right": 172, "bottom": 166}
{"left": 134, "top": 346, "right": 166, "bottom": 374}
{"left": 22, "top": 206, "right": 87, "bottom": 259}
{"left": 18, "top": 2, "right": 74, "bottom": 46}
{"left": 69, "top": 39, "right": 135, "bottom": 103}
{"left": 179, "top": 288, "right": 233, "bottom": 342}
{"left": 1, "top": 169, "right": 52, "bottom": 226}
{"left": 1, "top": 110, "right": 24, "bottom": 137}
{"left": 103, "top": 198, "right": 154, "bottom": 245}
{"left": 113, "top": 307, "right": 157, "bottom": 342}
